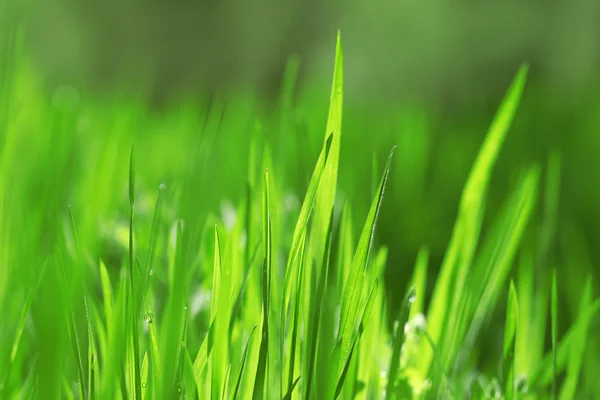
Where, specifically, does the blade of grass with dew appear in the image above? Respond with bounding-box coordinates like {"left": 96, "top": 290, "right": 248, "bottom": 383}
{"left": 335, "top": 278, "right": 379, "bottom": 398}
{"left": 337, "top": 146, "right": 395, "bottom": 382}
{"left": 129, "top": 145, "right": 142, "bottom": 400}
{"left": 141, "top": 352, "right": 148, "bottom": 400}
{"left": 559, "top": 276, "right": 592, "bottom": 400}
{"left": 423, "top": 64, "right": 529, "bottom": 378}
{"left": 279, "top": 133, "right": 333, "bottom": 395}
{"left": 503, "top": 281, "right": 518, "bottom": 399}
{"left": 409, "top": 246, "right": 429, "bottom": 320}
{"left": 253, "top": 170, "right": 271, "bottom": 400}
{"left": 386, "top": 286, "right": 416, "bottom": 397}
{"left": 182, "top": 346, "right": 197, "bottom": 400}
{"left": 147, "top": 311, "right": 162, "bottom": 398}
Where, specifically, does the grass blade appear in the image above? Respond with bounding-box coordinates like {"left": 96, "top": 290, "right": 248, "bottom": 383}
{"left": 253, "top": 170, "right": 271, "bottom": 400}
{"left": 231, "top": 325, "right": 258, "bottom": 400}
{"left": 129, "top": 145, "right": 142, "bottom": 400}
{"left": 559, "top": 276, "right": 592, "bottom": 400}
{"left": 424, "top": 64, "right": 529, "bottom": 378}
{"left": 503, "top": 281, "right": 518, "bottom": 399}
{"left": 335, "top": 278, "right": 379, "bottom": 398}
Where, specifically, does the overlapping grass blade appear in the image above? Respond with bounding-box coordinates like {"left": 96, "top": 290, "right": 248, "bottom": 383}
{"left": 253, "top": 170, "right": 271, "bottom": 400}
{"left": 337, "top": 146, "right": 395, "bottom": 379}
{"left": 423, "top": 64, "right": 529, "bottom": 377}
{"left": 335, "top": 278, "right": 379, "bottom": 398}
{"left": 231, "top": 325, "right": 257, "bottom": 400}
{"left": 559, "top": 277, "right": 592, "bottom": 400}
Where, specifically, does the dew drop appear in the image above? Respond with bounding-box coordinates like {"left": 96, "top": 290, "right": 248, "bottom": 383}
{"left": 142, "top": 382, "right": 147, "bottom": 388}
{"left": 159, "top": 183, "right": 166, "bottom": 190}
{"left": 408, "top": 295, "right": 416, "bottom": 304}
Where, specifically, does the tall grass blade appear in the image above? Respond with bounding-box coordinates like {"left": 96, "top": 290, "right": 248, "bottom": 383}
{"left": 335, "top": 278, "right": 379, "bottom": 398}
{"left": 424, "top": 64, "right": 529, "bottom": 377}
{"left": 231, "top": 325, "right": 258, "bottom": 400}
{"left": 503, "top": 281, "right": 518, "bottom": 399}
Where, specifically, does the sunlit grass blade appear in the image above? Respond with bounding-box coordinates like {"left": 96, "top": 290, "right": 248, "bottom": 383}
{"left": 147, "top": 311, "right": 162, "bottom": 397}
{"left": 386, "top": 286, "right": 416, "bottom": 397}
{"left": 454, "top": 165, "right": 539, "bottom": 370}
{"left": 559, "top": 276, "right": 592, "bottom": 400}
{"left": 141, "top": 352, "right": 148, "bottom": 400}
{"left": 57, "top": 252, "right": 86, "bottom": 399}
{"left": 2, "top": 256, "right": 49, "bottom": 393}
{"left": 338, "top": 146, "right": 395, "bottom": 376}
{"left": 311, "top": 31, "right": 343, "bottom": 261}
{"left": 231, "top": 325, "right": 257, "bottom": 400}
{"left": 253, "top": 170, "right": 271, "bottom": 400}
{"left": 304, "top": 212, "right": 334, "bottom": 400}
{"left": 282, "top": 133, "right": 333, "bottom": 321}
{"left": 531, "top": 298, "right": 600, "bottom": 387}
{"left": 409, "top": 246, "right": 428, "bottom": 320}
{"left": 128, "top": 145, "right": 142, "bottom": 400}
{"left": 283, "top": 376, "right": 302, "bottom": 400}
{"left": 424, "top": 64, "right": 529, "bottom": 377}
{"left": 335, "top": 278, "right": 379, "bottom": 398}
{"left": 287, "top": 232, "right": 306, "bottom": 395}
{"left": 503, "top": 281, "right": 518, "bottom": 399}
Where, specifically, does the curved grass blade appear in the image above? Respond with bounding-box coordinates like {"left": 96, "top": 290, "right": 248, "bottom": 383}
{"left": 335, "top": 278, "right": 379, "bottom": 398}
{"left": 1, "top": 256, "right": 50, "bottom": 395}
{"left": 283, "top": 376, "right": 302, "bottom": 400}
{"left": 253, "top": 170, "right": 271, "bottom": 400}
{"left": 231, "top": 325, "right": 258, "bottom": 400}
{"left": 338, "top": 147, "right": 395, "bottom": 376}
{"left": 141, "top": 352, "right": 148, "bottom": 400}
{"left": 424, "top": 64, "right": 529, "bottom": 378}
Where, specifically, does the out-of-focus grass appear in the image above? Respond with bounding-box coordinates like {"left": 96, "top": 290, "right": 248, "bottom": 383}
{"left": 1, "top": 16, "right": 600, "bottom": 399}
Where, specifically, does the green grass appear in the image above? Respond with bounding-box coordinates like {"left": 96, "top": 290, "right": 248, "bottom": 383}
{"left": 1, "top": 20, "right": 599, "bottom": 399}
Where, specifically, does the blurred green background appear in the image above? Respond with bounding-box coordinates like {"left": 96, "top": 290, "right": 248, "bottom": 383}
{"left": 5, "top": 0, "right": 600, "bottom": 325}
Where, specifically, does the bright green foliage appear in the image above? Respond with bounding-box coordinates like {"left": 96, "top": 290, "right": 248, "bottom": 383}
{"left": 1, "top": 21, "right": 598, "bottom": 400}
